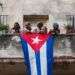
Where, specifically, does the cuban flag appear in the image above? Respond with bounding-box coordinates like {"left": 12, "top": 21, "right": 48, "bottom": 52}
{"left": 20, "top": 32, "right": 54, "bottom": 75}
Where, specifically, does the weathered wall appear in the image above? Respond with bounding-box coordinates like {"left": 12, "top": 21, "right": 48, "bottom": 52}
{"left": 0, "top": 0, "right": 75, "bottom": 32}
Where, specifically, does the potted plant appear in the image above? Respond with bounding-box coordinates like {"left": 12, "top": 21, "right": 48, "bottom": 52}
{"left": 0, "top": 23, "right": 9, "bottom": 34}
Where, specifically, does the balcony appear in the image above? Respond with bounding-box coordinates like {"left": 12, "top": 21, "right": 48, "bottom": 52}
{"left": 0, "top": 33, "right": 75, "bottom": 75}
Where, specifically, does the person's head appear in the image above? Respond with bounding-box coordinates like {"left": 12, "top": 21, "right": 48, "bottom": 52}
{"left": 37, "top": 22, "right": 43, "bottom": 29}
{"left": 53, "top": 23, "right": 59, "bottom": 30}
{"left": 13, "top": 22, "right": 20, "bottom": 33}
{"left": 14, "top": 22, "right": 20, "bottom": 27}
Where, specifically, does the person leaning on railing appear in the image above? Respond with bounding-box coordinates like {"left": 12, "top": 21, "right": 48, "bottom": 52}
{"left": 12, "top": 22, "right": 21, "bottom": 33}
{"left": 50, "top": 23, "right": 60, "bottom": 36}
{"left": 23, "top": 22, "right": 32, "bottom": 33}
{"left": 35, "top": 22, "right": 47, "bottom": 34}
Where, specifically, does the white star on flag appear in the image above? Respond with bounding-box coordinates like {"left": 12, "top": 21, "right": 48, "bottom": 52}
{"left": 32, "top": 36, "right": 42, "bottom": 44}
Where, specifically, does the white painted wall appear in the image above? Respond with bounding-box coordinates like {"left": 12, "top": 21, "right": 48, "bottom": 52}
{"left": 0, "top": 0, "right": 75, "bottom": 31}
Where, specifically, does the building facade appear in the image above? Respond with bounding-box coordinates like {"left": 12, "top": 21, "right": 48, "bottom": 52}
{"left": 0, "top": 1, "right": 75, "bottom": 75}
{"left": 0, "top": 0, "right": 75, "bottom": 33}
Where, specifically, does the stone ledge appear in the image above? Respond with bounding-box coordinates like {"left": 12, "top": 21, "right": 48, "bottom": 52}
{"left": 0, "top": 56, "right": 75, "bottom": 63}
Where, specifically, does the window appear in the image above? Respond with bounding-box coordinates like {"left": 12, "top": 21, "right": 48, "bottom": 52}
{"left": 0, "top": 15, "right": 8, "bottom": 25}
{"left": 66, "top": 15, "right": 75, "bottom": 29}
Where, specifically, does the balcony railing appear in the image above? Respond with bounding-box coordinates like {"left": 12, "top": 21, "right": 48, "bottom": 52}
{"left": 0, "top": 33, "right": 74, "bottom": 58}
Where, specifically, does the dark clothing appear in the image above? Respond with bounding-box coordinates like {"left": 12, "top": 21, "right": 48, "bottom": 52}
{"left": 13, "top": 24, "right": 20, "bottom": 33}
{"left": 51, "top": 29, "right": 60, "bottom": 36}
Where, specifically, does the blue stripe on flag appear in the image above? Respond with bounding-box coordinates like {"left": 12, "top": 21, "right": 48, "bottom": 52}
{"left": 46, "top": 36, "right": 54, "bottom": 75}
{"left": 35, "top": 51, "right": 41, "bottom": 75}
{"left": 20, "top": 38, "right": 31, "bottom": 75}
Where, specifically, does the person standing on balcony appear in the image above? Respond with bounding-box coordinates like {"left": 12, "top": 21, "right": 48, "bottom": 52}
{"left": 51, "top": 23, "right": 60, "bottom": 35}
{"left": 35, "top": 22, "right": 47, "bottom": 34}
{"left": 23, "top": 22, "right": 32, "bottom": 33}
{"left": 12, "top": 22, "right": 20, "bottom": 33}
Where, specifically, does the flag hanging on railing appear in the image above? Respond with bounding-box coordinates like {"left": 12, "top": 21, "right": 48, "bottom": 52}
{"left": 20, "top": 32, "right": 54, "bottom": 75}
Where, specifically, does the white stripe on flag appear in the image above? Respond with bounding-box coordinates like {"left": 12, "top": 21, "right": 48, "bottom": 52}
{"left": 40, "top": 42, "right": 47, "bottom": 75}
{"left": 28, "top": 44, "right": 37, "bottom": 75}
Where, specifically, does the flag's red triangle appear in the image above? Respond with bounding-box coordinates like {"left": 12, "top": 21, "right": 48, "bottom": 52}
{"left": 21, "top": 32, "right": 51, "bottom": 52}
